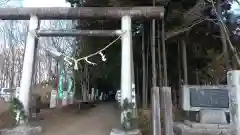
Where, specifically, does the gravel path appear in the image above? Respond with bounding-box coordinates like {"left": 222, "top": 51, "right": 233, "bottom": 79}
{"left": 40, "top": 102, "right": 120, "bottom": 135}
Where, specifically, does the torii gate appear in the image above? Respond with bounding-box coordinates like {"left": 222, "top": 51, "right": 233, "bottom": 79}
{"left": 0, "top": 7, "right": 164, "bottom": 130}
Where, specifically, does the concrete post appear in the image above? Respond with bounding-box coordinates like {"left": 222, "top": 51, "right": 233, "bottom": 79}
{"left": 19, "top": 16, "right": 39, "bottom": 121}
{"left": 152, "top": 87, "right": 161, "bottom": 135}
{"left": 120, "top": 15, "right": 133, "bottom": 125}
{"left": 91, "top": 88, "right": 94, "bottom": 101}
{"left": 162, "top": 87, "right": 174, "bottom": 135}
{"left": 227, "top": 70, "right": 240, "bottom": 135}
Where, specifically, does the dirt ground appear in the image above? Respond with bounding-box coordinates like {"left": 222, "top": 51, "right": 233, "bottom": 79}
{"left": 37, "top": 102, "right": 120, "bottom": 135}
{"left": 0, "top": 101, "right": 121, "bottom": 135}
{"left": 0, "top": 101, "right": 13, "bottom": 129}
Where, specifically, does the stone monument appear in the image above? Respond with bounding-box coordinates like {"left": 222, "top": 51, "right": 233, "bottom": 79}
{"left": 174, "top": 85, "right": 233, "bottom": 135}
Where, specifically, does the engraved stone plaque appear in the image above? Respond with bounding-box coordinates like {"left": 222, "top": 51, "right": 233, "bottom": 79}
{"left": 190, "top": 88, "right": 229, "bottom": 108}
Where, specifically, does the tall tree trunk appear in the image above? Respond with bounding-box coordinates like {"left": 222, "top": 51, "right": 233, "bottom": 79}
{"left": 151, "top": 19, "right": 157, "bottom": 87}
{"left": 181, "top": 39, "right": 189, "bottom": 116}
{"left": 162, "top": 20, "right": 168, "bottom": 86}
{"left": 196, "top": 69, "right": 200, "bottom": 85}
{"left": 84, "top": 62, "right": 88, "bottom": 101}
{"left": 232, "top": 55, "right": 237, "bottom": 70}
{"left": 136, "top": 66, "right": 140, "bottom": 107}
{"left": 9, "top": 20, "right": 14, "bottom": 90}
{"left": 0, "top": 55, "right": 5, "bottom": 87}
{"left": 38, "top": 58, "right": 41, "bottom": 84}
{"left": 5, "top": 51, "right": 10, "bottom": 88}
{"left": 181, "top": 39, "right": 188, "bottom": 84}
{"left": 141, "top": 25, "right": 147, "bottom": 108}
{"left": 3, "top": 60, "right": 6, "bottom": 87}
{"left": 48, "top": 57, "right": 52, "bottom": 82}
{"left": 146, "top": 27, "right": 150, "bottom": 108}
{"left": 217, "top": 0, "right": 230, "bottom": 70}
{"left": 177, "top": 42, "right": 182, "bottom": 87}
{"left": 157, "top": 21, "right": 162, "bottom": 88}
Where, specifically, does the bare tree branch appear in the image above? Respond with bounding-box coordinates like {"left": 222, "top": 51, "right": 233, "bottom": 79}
{"left": 165, "top": 0, "right": 206, "bottom": 40}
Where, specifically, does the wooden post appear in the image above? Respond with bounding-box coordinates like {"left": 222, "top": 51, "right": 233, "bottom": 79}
{"left": 162, "top": 86, "right": 174, "bottom": 135}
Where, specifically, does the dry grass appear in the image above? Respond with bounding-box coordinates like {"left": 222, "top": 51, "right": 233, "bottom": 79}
{"left": 138, "top": 109, "right": 152, "bottom": 135}
{"left": 138, "top": 105, "right": 184, "bottom": 135}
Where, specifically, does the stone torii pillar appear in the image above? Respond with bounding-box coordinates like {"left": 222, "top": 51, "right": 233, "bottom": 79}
{"left": 19, "top": 16, "right": 39, "bottom": 121}
{"left": 120, "top": 15, "right": 133, "bottom": 125}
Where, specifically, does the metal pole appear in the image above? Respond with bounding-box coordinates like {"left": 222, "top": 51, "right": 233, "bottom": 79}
{"left": 181, "top": 39, "right": 188, "bottom": 84}
{"left": 19, "top": 16, "right": 39, "bottom": 121}
{"left": 120, "top": 15, "right": 133, "bottom": 127}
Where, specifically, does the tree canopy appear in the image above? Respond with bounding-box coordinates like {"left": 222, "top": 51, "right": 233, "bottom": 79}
{"left": 66, "top": 0, "right": 240, "bottom": 98}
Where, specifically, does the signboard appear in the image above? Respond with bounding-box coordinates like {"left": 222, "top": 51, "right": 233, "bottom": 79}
{"left": 190, "top": 88, "right": 229, "bottom": 108}
{"left": 50, "top": 90, "right": 57, "bottom": 108}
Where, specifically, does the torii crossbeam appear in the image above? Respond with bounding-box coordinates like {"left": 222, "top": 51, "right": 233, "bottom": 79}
{"left": 0, "top": 7, "right": 164, "bottom": 20}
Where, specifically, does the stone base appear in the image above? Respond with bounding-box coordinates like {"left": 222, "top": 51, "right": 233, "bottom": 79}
{"left": 173, "top": 122, "right": 232, "bottom": 135}
{"left": 199, "top": 109, "right": 227, "bottom": 124}
{"left": 0, "top": 124, "right": 42, "bottom": 135}
{"left": 110, "top": 128, "right": 142, "bottom": 135}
